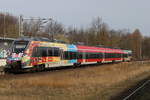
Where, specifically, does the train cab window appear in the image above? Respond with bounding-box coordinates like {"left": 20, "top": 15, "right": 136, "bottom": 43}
{"left": 13, "top": 41, "right": 29, "bottom": 53}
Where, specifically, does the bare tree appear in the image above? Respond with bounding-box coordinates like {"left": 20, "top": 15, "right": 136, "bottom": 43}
{"left": 0, "top": 13, "right": 18, "bottom": 38}
{"left": 142, "top": 37, "right": 150, "bottom": 59}
{"left": 129, "top": 29, "right": 143, "bottom": 59}
{"left": 89, "top": 17, "right": 110, "bottom": 46}
{"left": 44, "top": 20, "right": 65, "bottom": 40}
{"left": 23, "top": 18, "right": 43, "bottom": 37}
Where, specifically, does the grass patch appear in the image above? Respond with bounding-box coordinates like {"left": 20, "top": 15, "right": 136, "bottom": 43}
{"left": 0, "top": 62, "right": 150, "bottom": 100}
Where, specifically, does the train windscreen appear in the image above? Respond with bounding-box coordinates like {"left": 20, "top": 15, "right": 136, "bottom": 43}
{"left": 13, "top": 41, "right": 29, "bottom": 53}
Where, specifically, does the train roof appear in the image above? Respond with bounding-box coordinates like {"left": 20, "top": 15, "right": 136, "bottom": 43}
{"left": 15, "top": 37, "right": 51, "bottom": 42}
{"left": 15, "top": 37, "right": 129, "bottom": 53}
{"left": 76, "top": 45, "right": 124, "bottom": 53}
{"left": 15, "top": 37, "right": 67, "bottom": 44}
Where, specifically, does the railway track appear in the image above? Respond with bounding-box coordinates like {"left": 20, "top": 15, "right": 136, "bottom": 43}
{"left": 123, "top": 79, "right": 150, "bottom": 100}
{"left": 111, "top": 76, "right": 150, "bottom": 100}
{"left": 0, "top": 60, "right": 150, "bottom": 100}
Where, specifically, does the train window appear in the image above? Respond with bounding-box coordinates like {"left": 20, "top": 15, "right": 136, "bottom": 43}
{"left": 115, "top": 54, "right": 117, "bottom": 58}
{"left": 41, "top": 47, "right": 47, "bottom": 57}
{"left": 111, "top": 53, "right": 115, "bottom": 58}
{"left": 119, "top": 54, "right": 121, "bottom": 58}
{"left": 38, "top": 48, "right": 42, "bottom": 57}
{"left": 96, "top": 53, "right": 99, "bottom": 58}
{"left": 32, "top": 47, "right": 38, "bottom": 57}
{"left": 116, "top": 53, "right": 121, "bottom": 58}
{"left": 105, "top": 53, "right": 112, "bottom": 58}
{"left": 53, "top": 48, "right": 60, "bottom": 57}
{"left": 85, "top": 53, "right": 97, "bottom": 59}
{"left": 70, "top": 52, "right": 77, "bottom": 59}
{"left": 48, "top": 47, "right": 53, "bottom": 56}
{"left": 77, "top": 52, "right": 83, "bottom": 59}
{"left": 38, "top": 47, "right": 46, "bottom": 57}
{"left": 99, "top": 53, "right": 103, "bottom": 58}
{"left": 32, "top": 47, "right": 61, "bottom": 57}
{"left": 64, "top": 52, "right": 102, "bottom": 59}
{"left": 69, "top": 52, "right": 73, "bottom": 59}
{"left": 99, "top": 53, "right": 101, "bottom": 58}
{"left": 105, "top": 53, "right": 108, "bottom": 58}
{"left": 84, "top": 52, "right": 99, "bottom": 59}
{"left": 105, "top": 53, "right": 123, "bottom": 58}
{"left": 108, "top": 53, "right": 110, "bottom": 58}
{"left": 114, "top": 53, "right": 117, "bottom": 58}
{"left": 94, "top": 53, "right": 96, "bottom": 58}
{"left": 32, "top": 47, "right": 47, "bottom": 57}
{"left": 114, "top": 54, "right": 117, "bottom": 58}
{"left": 85, "top": 53, "right": 89, "bottom": 59}
{"left": 89, "top": 53, "right": 93, "bottom": 59}
{"left": 90, "top": 53, "right": 95, "bottom": 59}
{"left": 63, "top": 51, "right": 77, "bottom": 60}
{"left": 74, "top": 52, "right": 77, "bottom": 59}
{"left": 64, "top": 51, "right": 69, "bottom": 60}
{"left": 123, "top": 54, "right": 128, "bottom": 58}
{"left": 64, "top": 52, "right": 76, "bottom": 60}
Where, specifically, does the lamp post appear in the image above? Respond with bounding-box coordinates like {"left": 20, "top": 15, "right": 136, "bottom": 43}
{"left": 3, "top": 13, "right": 6, "bottom": 39}
{"left": 140, "top": 38, "right": 143, "bottom": 60}
{"left": 19, "top": 15, "right": 23, "bottom": 37}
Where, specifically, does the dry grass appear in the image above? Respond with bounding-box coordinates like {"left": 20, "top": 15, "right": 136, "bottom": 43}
{"left": 0, "top": 61, "right": 150, "bottom": 100}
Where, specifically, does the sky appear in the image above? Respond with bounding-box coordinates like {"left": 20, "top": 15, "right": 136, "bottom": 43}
{"left": 0, "top": 0, "right": 150, "bottom": 36}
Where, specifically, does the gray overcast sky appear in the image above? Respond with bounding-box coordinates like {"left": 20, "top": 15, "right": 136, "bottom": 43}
{"left": 0, "top": 0, "right": 150, "bottom": 36}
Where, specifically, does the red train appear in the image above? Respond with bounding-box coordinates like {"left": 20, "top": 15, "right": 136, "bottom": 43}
{"left": 5, "top": 37, "right": 132, "bottom": 72}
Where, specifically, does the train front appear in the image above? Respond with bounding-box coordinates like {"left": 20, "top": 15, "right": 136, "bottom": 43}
{"left": 5, "top": 40, "right": 29, "bottom": 72}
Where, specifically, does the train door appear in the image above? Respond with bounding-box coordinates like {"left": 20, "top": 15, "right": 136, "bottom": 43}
{"left": 53, "top": 47, "right": 62, "bottom": 67}
{"left": 82, "top": 51, "right": 86, "bottom": 63}
{"left": 59, "top": 48, "right": 64, "bottom": 66}
{"left": 45, "top": 47, "right": 61, "bottom": 68}
{"left": 102, "top": 52, "right": 105, "bottom": 63}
